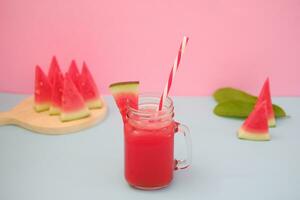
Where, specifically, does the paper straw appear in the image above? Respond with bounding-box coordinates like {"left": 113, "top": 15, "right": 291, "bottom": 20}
{"left": 158, "top": 36, "right": 189, "bottom": 110}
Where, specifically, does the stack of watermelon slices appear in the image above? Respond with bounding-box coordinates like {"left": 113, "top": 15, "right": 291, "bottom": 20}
{"left": 34, "top": 56, "right": 103, "bottom": 122}
{"left": 238, "top": 78, "right": 275, "bottom": 141}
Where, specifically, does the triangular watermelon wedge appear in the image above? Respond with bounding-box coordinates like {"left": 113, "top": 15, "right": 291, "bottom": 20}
{"left": 60, "top": 74, "right": 90, "bottom": 122}
{"left": 68, "top": 60, "right": 81, "bottom": 91}
{"left": 238, "top": 101, "right": 270, "bottom": 141}
{"left": 109, "top": 81, "right": 139, "bottom": 122}
{"left": 256, "top": 78, "right": 276, "bottom": 127}
{"left": 49, "top": 71, "right": 64, "bottom": 115}
{"left": 48, "top": 56, "right": 61, "bottom": 85}
{"left": 80, "top": 62, "right": 102, "bottom": 109}
{"left": 34, "top": 65, "right": 52, "bottom": 112}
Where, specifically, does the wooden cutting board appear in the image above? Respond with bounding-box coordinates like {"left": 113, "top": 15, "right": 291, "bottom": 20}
{"left": 0, "top": 96, "right": 108, "bottom": 135}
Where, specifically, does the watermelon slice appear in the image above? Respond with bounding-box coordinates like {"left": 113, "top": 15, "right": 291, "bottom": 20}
{"left": 68, "top": 60, "right": 81, "bottom": 91}
{"left": 109, "top": 81, "right": 139, "bottom": 122}
{"left": 256, "top": 78, "right": 276, "bottom": 127}
{"left": 49, "top": 71, "right": 64, "bottom": 115}
{"left": 48, "top": 56, "right": 61, "bottom": 85}
{"left": 80, "top": 62, "right": 102, "bottom": 109}
{"left": 60, "top": 74, "right": 90, "bottom": 122}
{"left": 238, "top": 101, "right": 270, "bottom": 141}
{"left": 34, "top": 65, "right": 52, "bottom": 112}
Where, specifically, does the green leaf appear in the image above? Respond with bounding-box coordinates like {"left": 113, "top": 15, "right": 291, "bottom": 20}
{"left": 213, "top": 87, "right": 257, "bottom": 103}
{"left": 213, "top": 100, "right": 286, "bottom": 118}
{"left": 272, "top": 104, "right": 286, "bottom": 118}
{"left": 213, "top": 100, "right": 254, "bottom": 118}
{"left": 213, "top": 87, "right": 287, "bottom": 118}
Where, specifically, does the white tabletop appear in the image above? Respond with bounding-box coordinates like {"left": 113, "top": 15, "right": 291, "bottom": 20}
{"left": 0, "top": 93, "right": 299, "bottom": 200}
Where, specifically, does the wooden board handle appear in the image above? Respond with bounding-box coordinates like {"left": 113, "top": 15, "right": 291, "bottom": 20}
{"left": 0, "top": 111, "right": 13, "bottom": 125}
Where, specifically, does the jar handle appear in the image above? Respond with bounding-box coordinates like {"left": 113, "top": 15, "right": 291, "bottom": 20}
{"left": 174, "top": 122, "right": 192, "bottom": 170}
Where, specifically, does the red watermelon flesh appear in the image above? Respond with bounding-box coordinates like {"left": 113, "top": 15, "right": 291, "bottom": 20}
{"left": 238, "top": 101, "right": 270, "bottom": 141}
{"left": 256, "top": 78, "right": 276, "bottom": 127}
{"left": 80, "top": 62, "right": 102, "bottom": 109}
{"left": 60, "top": 74, "right": 90, "bottom": 122}
{"left": 34, "top": 65, "right": 52, "bottom": 112}
{"left": 109, "top": 81, "right": 139, "bottom": 122}
{"left": 68, "top": 60, "right": 81, "bottom": 91}
{"left": 49, "top": 71, "right": 64, "bottom": 115}
{"left": 48, "top": 56, "right": 61, "bottom": 85}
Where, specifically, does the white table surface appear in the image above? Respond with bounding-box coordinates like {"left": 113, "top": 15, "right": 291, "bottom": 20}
{"left": 0, "top": 93, "right": 299, "bottom": 200}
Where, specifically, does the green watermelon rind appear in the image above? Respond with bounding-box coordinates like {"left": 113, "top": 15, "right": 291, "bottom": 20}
{"left": 268, "top": 117, "right": 276, "bottom": 128}
{"left": 86, "top": 99, "right": 103, "bottom": 109}
{"left": 49, "top": 106, "right": 61, "bottom": 115}
{"left": 34, "top": 102, "right": 51, "bottom": 112}
{"left": 60, "top": 107, "right": 90, "bottom": 122}
{"left": 109, "top": 81, "right": 139, "bottom": 94}
{"left": 238, "top": 128, "right": 270, "bottom": 141}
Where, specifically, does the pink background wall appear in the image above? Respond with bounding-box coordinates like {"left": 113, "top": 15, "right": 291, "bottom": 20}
{"left": 0, "top": 0, "right": 299, "bottom": 96}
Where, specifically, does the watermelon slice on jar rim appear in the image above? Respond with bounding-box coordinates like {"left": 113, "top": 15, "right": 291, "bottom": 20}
{"left": 109, "top": 81, "right": 139, "bottom": 122}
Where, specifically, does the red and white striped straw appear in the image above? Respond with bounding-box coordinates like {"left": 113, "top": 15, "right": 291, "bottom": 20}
{"left": 158, "top": 36, "right": 189, "bottom": 110}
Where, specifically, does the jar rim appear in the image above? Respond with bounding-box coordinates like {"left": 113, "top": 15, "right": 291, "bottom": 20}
{"left": 127, "top": 93, "right": 174, "bottom": 120}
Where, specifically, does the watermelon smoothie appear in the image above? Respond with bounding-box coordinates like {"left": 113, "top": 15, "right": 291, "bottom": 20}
{"left": 124, "top": 94, "right": 191, "bottom": 190}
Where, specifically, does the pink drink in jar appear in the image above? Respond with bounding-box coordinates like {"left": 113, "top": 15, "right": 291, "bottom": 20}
{"left": 124, "top": 94, "right": 191, "bottom": 190}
